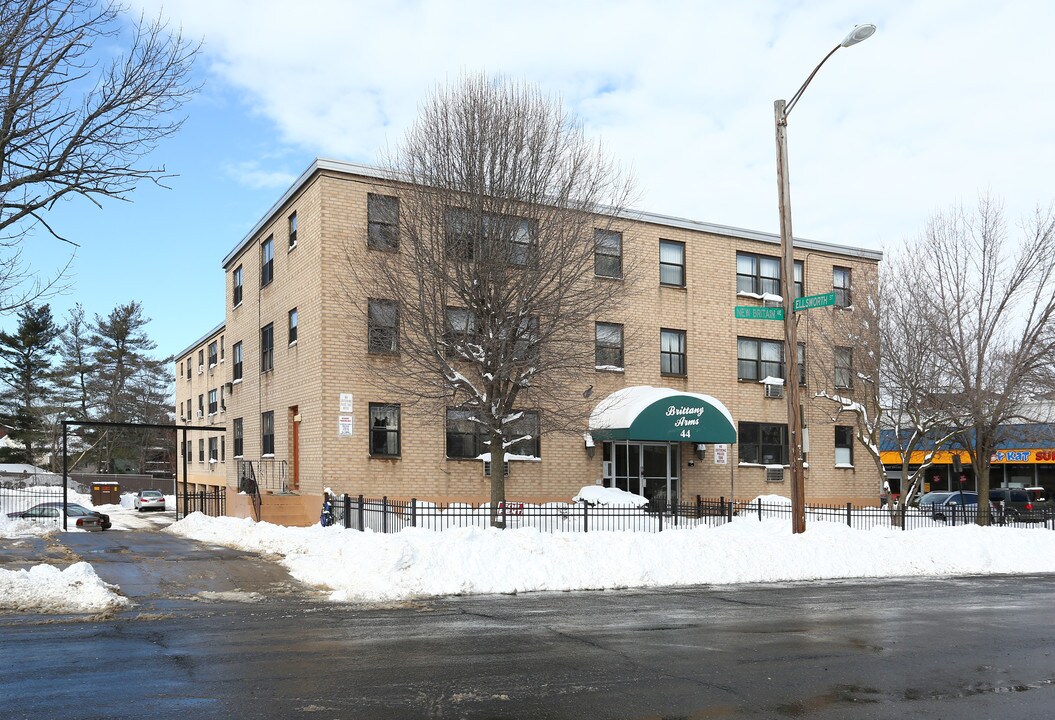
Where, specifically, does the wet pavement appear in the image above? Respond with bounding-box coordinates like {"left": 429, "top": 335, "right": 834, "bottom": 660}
{"left": 2, "top": 520, "right": 1055, "bottom": 719}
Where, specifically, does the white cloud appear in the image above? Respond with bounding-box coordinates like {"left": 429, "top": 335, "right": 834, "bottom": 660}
{"left": 132, "top": 0, "right": 1055, "bottom": 251}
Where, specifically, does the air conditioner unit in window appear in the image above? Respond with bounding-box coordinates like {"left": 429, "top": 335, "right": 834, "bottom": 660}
{"left": 765, "top": 466, "right": 785, "bottom": 483}
{"left": 483, "top": 460, "right": 510, "bottom": 477}
{"left": 196, "top": 411, "right": 204, "bottom": 419}
{"left": 764, "top": 383, "right": 784, "bottom": 399}
{"left": 198, "top": 364, "right": 204, "bottom": 374}
{"left": 602, "top": 460, "right": 613, "bottom": 478}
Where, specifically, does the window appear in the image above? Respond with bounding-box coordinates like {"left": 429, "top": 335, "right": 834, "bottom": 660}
{"left": 506, "top": 411, "right": 540, "bottom": 458}
{"left": 444, "top": 208, "right": 535, "bottom": 264}
{"left": 659, "top": 240, "right": 685, "bottom": 287}
{"left": 444, "top": 307, "right": 477, "bottom": 357}
{"left": 369, "top": 403, "right": 401, "bottom": 457}
{"left": 368, "top": 194, "right": 399, "bottom": 251}
{"left": 208, "top": 437, "right": 218, "bottom": 462}
{"left": 221, "top": 436, "right": 226, "bottom": 462}
{"left": 368, "top": 299, "right": 398, "bottom": 354}
{"left": 220, "top": 385, "right": 226, "bottom": 411}
{"left": 220, "top": 335, "right": 225, "bottom": 361}
{"left": 445, "top": 408, "right": 540, "bottom": 459}
{"left": 736, "top": 253, "right": 804, "bottom": 298}
{"left": 835, "top": 346, "right": 853, "bottom": 388}
{"left": 233, "top": 418, "right": 243, "bottom": 457}
{"left": 738, "top": 422, "right": 788, "bottom": 465}
{"left": 737, "top": 337, "right": 783, "bottom": 381}
{"left": 233, "top": 341, "right": 243, "bottom": 381}
{"left": 208, "top": 341, "right": 218, "bottom": 367}
{"left": 186, "top": 440, "right": 192, "bottom": 462}
{"left": 288, "top": 211, "right": 298, "bottom": 249}
{"left": 198, "top": 438, "right": 205, "bottom": 463}
{"left": 797, "top": 342, "right": 806, "bottom": 386}
{"left": 186, "top": 356, "right": 191, "bottom": 380}
{"left": 595, "top": 229, "right": 623, "bottom": 278}
{"left": 233, "top": 265, "right": 243, "bottom": 307}
{"left": 261, "top": 234, "right": 274, "bottom": 286}
{"left": 198, "top": 394, "right": 204, "bottom": 417}
{"left": 445, "top": 408, "right": 480, "bottom": 458}
{"left": 198, "top": 349, "right": 204, "bottom": 368}
{"left": 512, "top": 315, "right": 539, "bottom": 362}
{"left": 208, "top": 389, "right": 218, "bottom": 414}
{"left": 288, "top": 308, "right": 298, "bottom": 345}
{"left": 833, "top": 266, "right": 852, "bottom": 307}
{"left": 660, "top": 329, "right": 686, "bottom": 376}
{"left": 835, "top": 426, "right": 854, "bottom": 465}
{"left": 178, "top": 361, "right": 182, "bottom": 379}
{"left": 261, "top": 411, "right": 274, "bottom": 455}
{"left": 261, "top": 323, "right": 274, "bottom": 372}
{"left": 595, "top": 322, "right": 624, "bottom": 369}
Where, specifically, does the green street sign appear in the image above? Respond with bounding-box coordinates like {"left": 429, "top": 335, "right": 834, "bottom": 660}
{"left": 734, "top": 306, "right": 784, "bottom": 320}
{"left": 793, "top": 292, "right": 836, "bottom": 312}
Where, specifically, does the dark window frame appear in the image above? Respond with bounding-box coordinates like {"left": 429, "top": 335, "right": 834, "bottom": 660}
{"left": 288, "top": 307, "right": 298, "bottom": 345}
{"left": 445, "top": 408, "right": 540, "bottom": 459}
{"left": 737, "top": 337, "right": 784, "bottom": 382}
{"left": 288, "top": 211, "right": 298, "bottom": 249}
{"left": 208, "top": 341, "right": 218, "bottom": 367}
{"left": 369, "top": 403, "right": 401, "bottom": 457}
{"left": 368, "top": 194, "right": 400, "bottom": 251}
{"left": 659, "top": 239, "right": 686, "bottom": 287}
{"left": 738, "top": 421, "right": 789, "bottom": 465}
{"left": 233, "top": 341, "right": 243, "bottom": 381}
{"left": 261, "top": 411, "right": 275, "bottom": 456}
{"left": 233, "top": 417, "right": 244, "bottom": 457}
{"left": 595, "top": 322, "right": 624, "bottom": 369}
{"left": 367, "top": 299, "right": 399, "bottom": 355}
{"left": 595, "top": 229, "right": 623, "bottom": 278}
{"left": 261, "top": 323, "right": 274, "bottom": 372}
{"left": 233, "top": 265, "right": 243, "bottom": 307}
{"left": 208, "top": 436, "right": 218, "bottom": 462}
{"left": 835, "top": 346, "right": 853, "bottom": 389}
{"left": 736, "top": 252, "right": 804, "bottom": 298}
{"left": 208, "top": 389, "right": 218, "bottom": 414}
{"left": 261, "top": 234, "right": 274, "bottom": 287}
{"left": 833, "top": 266, "right": 852, "bottom": 307}
{"left": 660, "top": 328, "right": 687, "bottom": 376}
{"left": 835, "top": 426, "right": 854, "bottom": 465}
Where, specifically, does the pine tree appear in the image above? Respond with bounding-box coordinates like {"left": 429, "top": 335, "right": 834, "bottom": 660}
{"left": 0, "top": 304, "right": 60, "bottom": 464}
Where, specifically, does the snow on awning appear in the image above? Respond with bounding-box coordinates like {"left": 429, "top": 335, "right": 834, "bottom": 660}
{"left": 588, "top": 386, "right": 736, "bottom": 443}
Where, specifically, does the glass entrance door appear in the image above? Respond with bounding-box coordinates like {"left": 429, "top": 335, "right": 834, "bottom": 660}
{"left": 641, "top": 443, "right": 679, "bottom": 509}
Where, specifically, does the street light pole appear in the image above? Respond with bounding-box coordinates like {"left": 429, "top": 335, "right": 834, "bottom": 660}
{"left": 774, "top": 24, "right": 875, "bottom": 535}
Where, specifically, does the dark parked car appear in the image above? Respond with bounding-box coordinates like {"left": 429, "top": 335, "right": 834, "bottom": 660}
{"left": 990, "top": 487, "right": 1054, "bottom": 523}
{"left": 918, "top": 491, "right": 980, "bottom": 522}
{"left": 5, "top": 502, "right": 111, "bottom": 531}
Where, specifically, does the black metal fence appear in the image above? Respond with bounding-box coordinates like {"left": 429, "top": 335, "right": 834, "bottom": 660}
{"left": 321, "top": 493, "right": 1055, "bottom": 535}
{"left": 176, "top": 487, "right": 226, "bottom": 520}
{"left": 0, "top": 480, "right": 66, "bottom": 518}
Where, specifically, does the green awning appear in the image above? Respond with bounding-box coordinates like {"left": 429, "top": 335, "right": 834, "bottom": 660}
{"left": 589, "top": 386, "right": 736, "bottom": 444}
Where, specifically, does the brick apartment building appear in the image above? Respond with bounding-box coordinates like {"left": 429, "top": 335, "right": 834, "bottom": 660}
{"left": 175, "top": 158, "right": 882, "bottom": 524}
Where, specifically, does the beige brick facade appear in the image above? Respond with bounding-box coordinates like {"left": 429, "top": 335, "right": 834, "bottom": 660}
{"left": 176, "top": 159, "right": 883, "bottom": 518}
{"left": 173, "top": 325, "right": 228, "bottom": 494}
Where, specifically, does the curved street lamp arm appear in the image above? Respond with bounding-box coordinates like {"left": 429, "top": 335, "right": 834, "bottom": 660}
{"left": 783, "top": 44, "right": 841, "bottom": 120}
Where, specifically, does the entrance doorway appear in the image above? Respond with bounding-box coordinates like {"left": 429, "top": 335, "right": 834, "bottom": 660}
{"left": 603, "top": 442, "right": 680, "bottom": 507}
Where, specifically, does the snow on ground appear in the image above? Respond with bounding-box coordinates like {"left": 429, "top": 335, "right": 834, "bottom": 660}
{"left": 0, "top": 562, "right": 130, "bottom": 614}
{"left": 167, "top": 510, "right": 1055, "bottom": 604}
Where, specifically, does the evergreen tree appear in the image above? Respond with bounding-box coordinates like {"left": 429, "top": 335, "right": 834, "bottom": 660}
{"left": 0, "top": 304, "right": 60, "bottom": 464}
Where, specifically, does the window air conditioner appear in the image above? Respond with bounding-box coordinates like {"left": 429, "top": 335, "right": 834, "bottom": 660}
{"left": 196, "top": 411, "right": 204, "bottom": 419}
{"left": 765, "top": 467, "right": 785, "bottom": 483}
{"left": 198, "top": 364, "right": 204, "bottom": 374}
{"left": 764, "top": 383, "right": 784, "bottom": 399}
{"left": 602, "top": 461, "right": 613, "bottom": 478}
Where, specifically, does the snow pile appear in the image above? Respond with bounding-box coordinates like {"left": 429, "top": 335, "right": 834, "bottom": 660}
{"left": 0, "top": 512, "right": 56, "bottom": 538}
{"left": 168, "top": 511, "right": 1055, "bottom": 604}
{"left": 572, "top": 485, "right": 648, "bottom": 507}
{"left": 0, "top": 562, "right": 130, "bottom": 613}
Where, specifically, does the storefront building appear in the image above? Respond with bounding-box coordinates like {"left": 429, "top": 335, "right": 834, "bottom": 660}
{"left": 175, "top": 158, "right": 883, "bottom": 524}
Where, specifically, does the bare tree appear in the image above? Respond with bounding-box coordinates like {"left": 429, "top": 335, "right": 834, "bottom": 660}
{"left": 813, "top": 251, "right": 957, "bottom": 524}
{"left": 910, "top": 197, "right": 1055, "bottom": 525}
{"left": 0, "top": 0, "right": 198, "bottom": 310}
{"left": 348, "top": 74, "right": 635, "bottom": 526}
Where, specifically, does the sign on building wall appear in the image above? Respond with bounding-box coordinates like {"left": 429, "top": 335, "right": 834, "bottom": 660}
{"left": 713, "top": 444, "right": 729, "bottom": 465}
{"left": 338, "top": 415, "right": 354, "bottom": 437}
{"left": 339, "top": 393, "right": 354, "bottom": 412}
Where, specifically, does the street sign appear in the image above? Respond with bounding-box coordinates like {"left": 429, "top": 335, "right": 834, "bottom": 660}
{"left": 734, "top": 306, "right": 784, "bottom": 320}
{"left": 793, "top": 291, "right": 836, "bottom": 312}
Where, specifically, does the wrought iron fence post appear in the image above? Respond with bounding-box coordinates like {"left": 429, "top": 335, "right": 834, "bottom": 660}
{"left": 357, "top": 494, "right": 365, "bottom": 532}
{"left": 659, "top": 505, "right": 663, "bottom": 532}
{"left": 502, "top": 500, "right": 507, "bottom": 528}
{"left": 343, "top": 494, "right": 351, "bottom": 529}
{"left": 411, "top": 498, "right": 417, "bottom": 527}
{"left": 583, "top": 501, "right": 588, "bottom": 533}
{"left": 727, "top": 499, "right": 733, "bottom": 522}
{"left": 757, "top": 497, "right": 762, "bottom": 521}
{"left": 672, "top": 499, "right": 679, "bottom": 527}
{"left": 846, "top": 502, "right": 852, "bottom": 527}
{"left": 696, "top": 494, "right": 702, "bottom": 519}
{"left": 382, "top": 496, "right": 389, "bottom": 533}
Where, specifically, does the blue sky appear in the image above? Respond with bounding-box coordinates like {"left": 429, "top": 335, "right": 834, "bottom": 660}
{"left": 8, "top": 0, "right": 1055, "bottom": 362}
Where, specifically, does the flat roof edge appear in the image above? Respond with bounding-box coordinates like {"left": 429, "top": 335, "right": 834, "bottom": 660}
{"left": 219, "top": 157, "right": 883, "bottom": 268}
{"left": 175, "top": 321, "right": 226, "bottom": 360}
